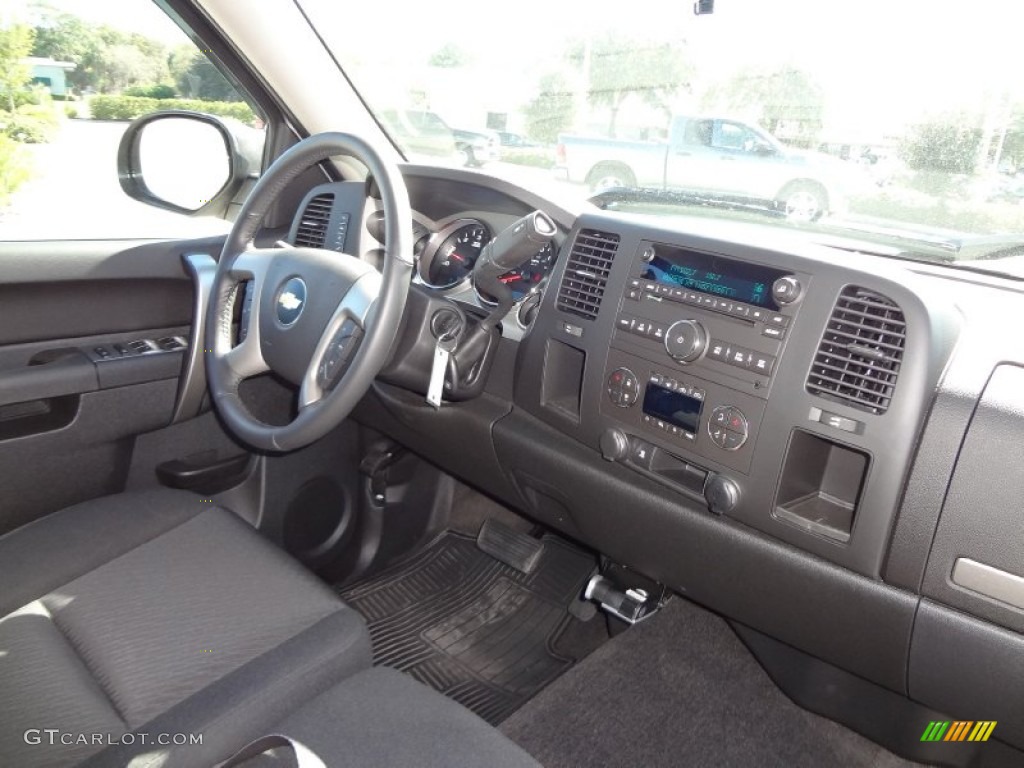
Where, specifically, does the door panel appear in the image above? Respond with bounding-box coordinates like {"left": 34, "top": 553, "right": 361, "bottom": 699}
{"left": 0, "top": 238, "right": 223, "bottom": 534}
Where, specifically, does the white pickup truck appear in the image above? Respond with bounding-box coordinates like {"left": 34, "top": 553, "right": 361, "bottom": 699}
{"left": 556, "top": 115, "right": 848, "bottom": 221}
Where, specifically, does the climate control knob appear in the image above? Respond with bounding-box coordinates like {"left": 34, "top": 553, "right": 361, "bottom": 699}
{"left": 664, "top": 320, "right": 708, "bottom": 363}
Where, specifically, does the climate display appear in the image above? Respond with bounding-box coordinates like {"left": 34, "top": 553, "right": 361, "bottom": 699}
{"left": 642, "top": 244, "right": 787, "bottom": 310}
{"left": 643, "top": 383, "right": 703, "bottom": 435}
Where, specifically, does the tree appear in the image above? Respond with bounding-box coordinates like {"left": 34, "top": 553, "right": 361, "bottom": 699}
{"left": 32, "top": 14, "right": 169, "bottom": 94}
{"left": 899, "top": 116, "right": 981, "bottom": 175}
{"left": 523, "top": 72, "right": 575, "bottom": 144}
{"left": 702, "top": 67, "right": 824, "bottom": 144}
{"left": 172, "top": 48, "right": 238, "bottom": 101}
{"left": 429, "top": 43, "right": 470, "bottom": 69}
{"left": 30, "top": 12, "right": 100, "bottom": 90}
{"left": 0, "top": 24, "right": 35, "bottom": 111}
{"left": 574, "top": 37, "right": 693, "bottom": 137}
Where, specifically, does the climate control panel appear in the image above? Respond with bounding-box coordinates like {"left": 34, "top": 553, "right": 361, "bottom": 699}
{"left": 601, "top": 347, "right": 765, "bottom": 475}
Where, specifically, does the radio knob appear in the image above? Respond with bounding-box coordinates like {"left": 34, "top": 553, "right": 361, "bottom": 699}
{"left": 664, "top": 320, "right": 708, "bottom": 363}
{"left": 772, "top": 276, "right": 803, "bottom": 305}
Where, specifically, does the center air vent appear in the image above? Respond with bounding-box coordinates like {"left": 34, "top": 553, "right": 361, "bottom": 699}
{"left": 806, "top": 286, "right": 906, "bottom": 415}
{"left": 556, "top": 229, "right": 620, "bottom": 320}
{"left": 292, "top": 193, "right": 335, "bottom": 248}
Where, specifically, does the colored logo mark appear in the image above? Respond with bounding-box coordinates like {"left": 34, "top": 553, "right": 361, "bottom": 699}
{"left": 920, "top": 721, "right": 997, "bottom": 742}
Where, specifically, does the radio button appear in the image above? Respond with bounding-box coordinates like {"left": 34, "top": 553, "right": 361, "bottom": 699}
{"left": 750, "top": 308, "right": 767, "bottom": 322}
{"left": 691, "top": 388, "right": 705, "bottom": 401}
{"left": 629, "top": 278, "right": 641, "bottom": 289}
{"left": 626, "top": 287, "right": 641, "bottom": 301}
{"left": 728, "top": 347, "right": 753, "bottom": 367}
{"left": 707, "top": 341, "right": 729, "bottom": 361}
{"left": 650, "top": 323, "right": 667, "bottom": 341}
{"left": 762, "top": 325, "right": 785, "bottom": 340}
{"left": 768, "top": 313, "right": 789, "bottom": 327}
{"left": 750, "top": 353, "right": 775, "bottom": 375}
{"left": 718, "top": 300, "right": 734, "bottom": 313}
{"left": 730, "top": 304, "right": 750, "bottom": 318}
{"left": 616, "top": 315, "right": 636, "bottom": 332}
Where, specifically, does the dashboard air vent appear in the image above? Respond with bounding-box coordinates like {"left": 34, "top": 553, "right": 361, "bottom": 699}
{"left": 556, "top": 229, "right": 620, "bottom": 320}
{"left": 293, "top": 193, "right": 335, "bottom": 248}
{"left": 806, "top": 286, "right": 906, "bottom": 415}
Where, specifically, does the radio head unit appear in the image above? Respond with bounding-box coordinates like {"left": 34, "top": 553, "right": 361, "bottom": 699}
{"left": 641, "top": 243, "right": 791, "bottom": 311}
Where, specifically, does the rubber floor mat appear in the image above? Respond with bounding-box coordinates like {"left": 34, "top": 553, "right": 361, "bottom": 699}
{"left": 339, "top": 531, "right": 596, "bottom": 724}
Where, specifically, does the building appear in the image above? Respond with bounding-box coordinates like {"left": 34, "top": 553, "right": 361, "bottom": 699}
{"left": 25, "top": 57, "right": 76, "bottom": 98}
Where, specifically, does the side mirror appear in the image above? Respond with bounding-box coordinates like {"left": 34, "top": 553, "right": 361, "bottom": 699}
{"left": 117, "top": 110, "right": 257, "bottom": 217}
{"left": 754, "top": 142, "right": 777, "bottom": 157}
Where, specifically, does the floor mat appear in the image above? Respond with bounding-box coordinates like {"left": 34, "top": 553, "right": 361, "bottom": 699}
{"left": 339, "top": 531, "right": 596, "bottom": 724}
{"left": 500, "top": 598, "right": 927, "bottom": 768}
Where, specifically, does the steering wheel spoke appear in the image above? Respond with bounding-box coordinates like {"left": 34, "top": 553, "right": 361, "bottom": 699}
{"left": 223, "top": 335, "right": 269, "bottom": 380}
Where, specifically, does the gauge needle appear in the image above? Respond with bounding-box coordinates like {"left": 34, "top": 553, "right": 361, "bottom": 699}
{"left": 449, "top": 252, "right": 465, "bottom": 262}
{"left": 500, "top": 275, "right": 523, "bottom": 283}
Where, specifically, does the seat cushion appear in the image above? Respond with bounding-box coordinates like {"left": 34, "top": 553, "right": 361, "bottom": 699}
{"left": 0, "top": 490, "right": 372, "bottom": 768}
{"left": 245, "top": 667, "right": 541, "bottom": 768}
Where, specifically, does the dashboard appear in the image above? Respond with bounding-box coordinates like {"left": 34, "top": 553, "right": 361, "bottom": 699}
{"left": 288, "top": 165, "right": 1024, "bottom": 759}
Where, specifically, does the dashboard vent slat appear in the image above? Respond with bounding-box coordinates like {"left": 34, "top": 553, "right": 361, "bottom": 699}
{"left": 806, "top": 286, "right": 906, "bottom": 415}
{"left": 556, "top": 229, "right": 620, "bottom": 320}
{"left": 293, "top": 193, "right": 335, "bottom": 248}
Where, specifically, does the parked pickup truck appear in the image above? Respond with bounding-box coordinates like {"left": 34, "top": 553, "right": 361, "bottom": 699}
{"left": 556, "top": 115, "right": 849, "bottom": 221}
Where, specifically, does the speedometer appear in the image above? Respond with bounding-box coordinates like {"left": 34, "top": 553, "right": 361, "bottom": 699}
{"left": 419, "top": 219, "right": 491, "bottom": 289}
{"left": 475, "top": 240, "right": 557, "bottom": 306}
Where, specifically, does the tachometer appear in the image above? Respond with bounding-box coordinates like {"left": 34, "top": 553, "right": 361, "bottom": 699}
{"left": 475, "top": 240, "right": 557, "bottom": 306}
{"left": 420, "top": 219, "right": 491, "bottom": 289}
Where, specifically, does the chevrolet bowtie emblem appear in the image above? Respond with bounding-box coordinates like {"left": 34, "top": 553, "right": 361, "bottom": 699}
{"left": 279, "top": 292, "right": 303, "bottom": 311}
{"left": 275, "top": 277, "right": 307, "bottom": 326}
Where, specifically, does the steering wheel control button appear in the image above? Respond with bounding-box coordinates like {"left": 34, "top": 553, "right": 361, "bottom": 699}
{"left": 709, "top": 405, "right": 748, "bottom": 450}
{"left": 607, "top": 368, "right": 639, "bottom": 408}
{"left": 665, "top": 319, "right": 708, "bottom": 363}
{"left": 317, "top": 320, "right": 363, "bottom": 391}
{"left": 275, "top": 277, "right": 307, "bottom": 326}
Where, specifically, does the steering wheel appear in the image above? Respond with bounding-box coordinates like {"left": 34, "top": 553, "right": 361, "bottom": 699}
{"left": 205, "top": 133, "right": 413, "bottom": 452}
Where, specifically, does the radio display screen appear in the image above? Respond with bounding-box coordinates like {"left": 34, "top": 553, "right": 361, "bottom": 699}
{"left": 643, "top": 383, "right": 703, "bottom": 434}
{"left": 642, "top": 243, "right": 787, "bottom": 310}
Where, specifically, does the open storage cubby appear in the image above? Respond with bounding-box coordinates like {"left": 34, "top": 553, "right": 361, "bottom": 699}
{"left": 774, "top": 429, "right": 869, "bottom": 543}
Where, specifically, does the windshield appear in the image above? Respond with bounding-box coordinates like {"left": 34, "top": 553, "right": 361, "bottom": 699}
{"left": 300, "top": 0, "right": 1024, "bottom": 271}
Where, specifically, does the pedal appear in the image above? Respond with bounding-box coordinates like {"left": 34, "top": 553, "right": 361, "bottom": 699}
{"left": 476, "top": 518, "right": 544, "bottom": 574}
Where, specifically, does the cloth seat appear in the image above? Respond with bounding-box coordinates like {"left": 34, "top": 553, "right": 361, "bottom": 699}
{"left": 234, "top": 667, "right": 541, "bottom": 768}
{"left": 0, "top": 489, "right": 372, "bottom": 768}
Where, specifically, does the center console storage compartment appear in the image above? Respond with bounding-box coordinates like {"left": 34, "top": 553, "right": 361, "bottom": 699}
{"left": 774, "top": 430, "right": 869, "bottom": 543}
